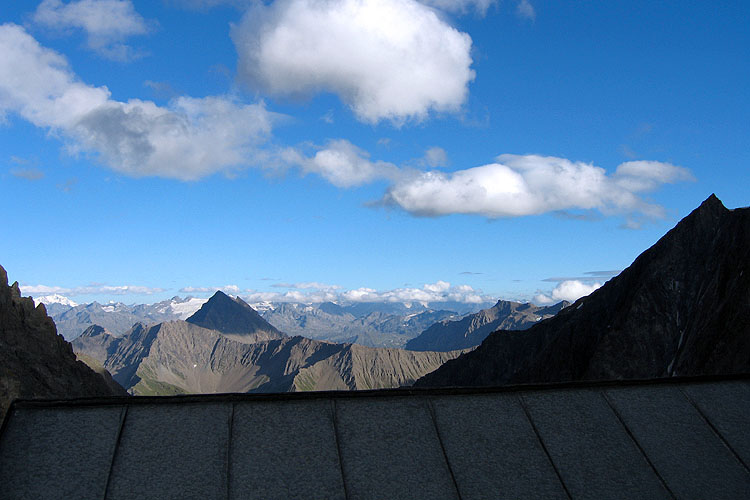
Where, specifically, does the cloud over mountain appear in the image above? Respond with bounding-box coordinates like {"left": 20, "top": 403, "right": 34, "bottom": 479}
{"left": 534, "top": 280, "right": 602, "bottom": 305}
{"left": 231, "top": 0, "right": 475, "bottom": 124}
{"left": 21, "top": 283, "right": 165, "bottom": 297}
{"left": 243, "top": 280, "right": 490, "bottom": 305}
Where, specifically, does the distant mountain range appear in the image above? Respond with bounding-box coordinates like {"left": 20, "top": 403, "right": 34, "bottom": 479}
{"left": 42, "top": 296, "right": 207, "bottom": 340}
{"left": 73, "top": 292, "right": 465, "bottom": 395}
{"left": 9, "top": 195, "right": 746, "bottom": 404}
{"left": 258, "top": 302, "right": 462, "bottom": 348}
{"left": 404, "top": 300, "right": 569, "bottom": 351}
{"left": 416, "top": 195, "right": 750, "bottom": 388}
{"left": 41, "top": 293, "right": 496, "bottom": 348}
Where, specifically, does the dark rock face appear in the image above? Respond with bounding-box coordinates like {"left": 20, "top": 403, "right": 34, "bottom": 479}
{"left": 405, "top": 300, "right": 569, "bottom": 352}
{"left": 186, "top": 291, "right": 284, "bottom": 341}
{"left": 0, "top": 265, "right": 126, "bottom": 422}
{"left": 416, "top": 195, "right": 750, "bottom": 388}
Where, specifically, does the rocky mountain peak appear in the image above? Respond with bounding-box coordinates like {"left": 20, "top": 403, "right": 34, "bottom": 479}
{"left": 405, "top": 298, "right": 568, "bottom": 352}
{"left": 80, "top": 324, "right": 109, "bottom": 338}
{"left": 318, "top": 301, "right": 345, "bottom": 316}
{"left": 1, "top": 264, "right": 126, "bottom": 422}
{"left": 186, "top": 291, "right": 284, "bottom": 339}
{"left": 416, "top": 195, "right": 750, "bottom": 388}
{"left": 697, "top": 192, "right": 724, "bottom": 213}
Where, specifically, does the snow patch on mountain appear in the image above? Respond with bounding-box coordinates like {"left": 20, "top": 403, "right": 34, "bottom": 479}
{"left": 32, "top": 294, "right": 79, "bottom": 307}
{"left": 157, "top": 297, "right": 208, "bottom": 320}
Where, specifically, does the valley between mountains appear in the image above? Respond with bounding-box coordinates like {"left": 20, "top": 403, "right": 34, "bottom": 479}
{"left": 70, "top": 290, "right": 566, "bottom": 395}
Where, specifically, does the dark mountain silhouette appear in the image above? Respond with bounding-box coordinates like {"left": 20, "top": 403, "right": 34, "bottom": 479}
{"left": 405, "top": 300, "right": 569, "bottom": 351}
{"left": 186, "top": 291, "right": 284, "bottom": 342}
{"left": 416, "top": 195, "right": 750, "bottom": 388}
{"left": 0, "top": 265, "right": 126, "bottom": 422}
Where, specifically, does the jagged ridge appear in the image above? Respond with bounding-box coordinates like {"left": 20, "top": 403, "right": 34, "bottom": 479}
{"left": 416, "top": 195, "right": 750, "bottom": 387}
{"left": 74, "top": 318, "right": 464, "bottom": 395}
{"left": 0, "top": 265, "right": 126, "bottom": 422}
{"left": 405, "top": 300, "right": 569, "bottom": 351}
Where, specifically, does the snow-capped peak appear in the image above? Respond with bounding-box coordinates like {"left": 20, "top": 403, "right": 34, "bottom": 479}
{"left": 33, "top": 294, "right": 78, "bottom": 307}
{"left": 249, "top": 301, "right": 275, "bottom": 312}
{"left": 161, "top": 297, "right": 208, "bottom": 320}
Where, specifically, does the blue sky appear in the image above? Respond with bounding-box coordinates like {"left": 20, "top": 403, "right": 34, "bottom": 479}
{"left": 1, "top": 0, "right": 748, "bottom": 307}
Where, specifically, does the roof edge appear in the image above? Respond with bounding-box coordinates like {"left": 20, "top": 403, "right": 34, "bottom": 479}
{"left": 7, "top": 372, "right": 750, "bottom": 410}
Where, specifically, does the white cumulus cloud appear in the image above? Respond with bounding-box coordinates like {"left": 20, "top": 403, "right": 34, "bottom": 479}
{"left": 384, "top": 154, "right": 694, "bottom": 219}
{"left": 285, "top": 139, "right": 400, "bottom": 187}
{"left": 339, "top": 281, "right": 487, "bottom": 305}
{"left": 231, "top": 0, "right": 475, "bottom": 124}
{"left": 0, "top": 23, "right": 276, "bottom": 180}
{"left": 32, "top": 0, "right": 153, "bottom": 60}
{"left": 241, "top": 280, "right": 490, "bottom": 306}
{"left": 534, "top": 280, "right": 601, "bottom": 305}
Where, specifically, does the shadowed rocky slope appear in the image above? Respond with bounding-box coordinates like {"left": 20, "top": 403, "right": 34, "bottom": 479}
{"left": 0, "top": 266, "right": 126, "bottom": 422}
{"left": 405, "top": 300, "right": 568, "bottom": 351}
{"left": 74, "top": 300, "right": 464, "bottom": 395}
{"left": 416, "top": 195, "right": 750, "bottom": 388}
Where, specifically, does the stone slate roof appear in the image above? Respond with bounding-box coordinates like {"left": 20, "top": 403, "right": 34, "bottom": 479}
{"left": 1, "top": 375, "right": 749, "bottom": 499}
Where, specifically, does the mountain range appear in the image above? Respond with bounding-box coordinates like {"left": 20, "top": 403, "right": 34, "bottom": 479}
{"left": 73, "top": 292, "right": 465, "bottom": 395}
{"left": 258, "top": 302, "right": 461, "bottom": 348}
{"left": 404, "top": 299, "right": 569, "bottom": 351}
{"left": 3, "top": 194, "right": 747, "bottom": 408}
{"left": 416, "top": 194, "right": 750, "bottom": 388}
{"left": 42, "top": 296, "right": 207, "bottom": 340}
{"left": 42, "top": 294, "right": 494, "bottom": 348}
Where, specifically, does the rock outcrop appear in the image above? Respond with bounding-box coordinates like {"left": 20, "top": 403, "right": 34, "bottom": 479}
{"left": 405, "top": 300, "right": 568, "bottom": 351}
{"left": 0, "top": 265, "right": 126, "bottom": 422}
{"left": 416, "top": 195, "right": 750, "bottom": 388}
